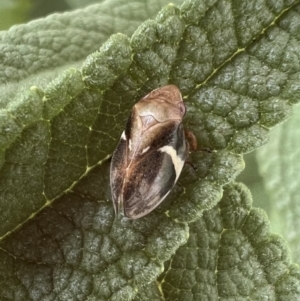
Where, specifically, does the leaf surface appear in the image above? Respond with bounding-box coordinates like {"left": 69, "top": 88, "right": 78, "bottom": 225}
{"left": 160, "top": 183, "right": 300, "bottom": 300}
{"left": 1, "top": 0, "right": 300, "bottom": 299}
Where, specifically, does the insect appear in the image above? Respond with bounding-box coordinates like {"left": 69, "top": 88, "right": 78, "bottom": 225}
{"left": 110, "top": 85, "right": 194, "bottom": 219}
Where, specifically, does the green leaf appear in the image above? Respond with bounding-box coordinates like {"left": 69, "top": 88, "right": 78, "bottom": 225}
{"left": 1, "top": 0, "right": 300, "bottom": 300}
{"left": 256, "top": 104, "right": 300, "bottom": 263}
{"left": 159, "top": 183, "right": 300, "bottom": 300}
{"left": 0, "top": 160, "right": 189, "bottom": 300}
{"left": 0, "top": 0, "right": 184, "bottom": 237}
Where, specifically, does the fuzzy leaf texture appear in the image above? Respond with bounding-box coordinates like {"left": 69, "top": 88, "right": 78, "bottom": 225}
{"left": 1, "top": 0, "right": 300, "bottom": 300}
{"left": 158, "top": 183, "right": 300, "bottom": 301}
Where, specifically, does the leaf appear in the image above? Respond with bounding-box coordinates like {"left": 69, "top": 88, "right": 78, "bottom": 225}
{"left": 1, "top": 0, "right": 300, "bottom": 300}
{"left": 0, "top": 161, "right": 189, "bottom": 300}
{"left": 256, "top": 104, "right": 300, "bottom": 263}
{"left": 0, "top": 0, "right": 184, "bottom": 237}
{"left": 159, "top": 183, "right": 300, "bottom": 300}
{"left": 0, "top": 0, "right": 182, "bottom": 135}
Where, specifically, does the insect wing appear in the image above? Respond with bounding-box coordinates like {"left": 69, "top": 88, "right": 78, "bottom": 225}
{"left": 123, "top": 122, "right": 187, "bottom": 219}
{"left": 110, "top": 85, "right": 188, "bottom": 219}
{"left": 110, "top": 130, "right": 128, "bottom": 215}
